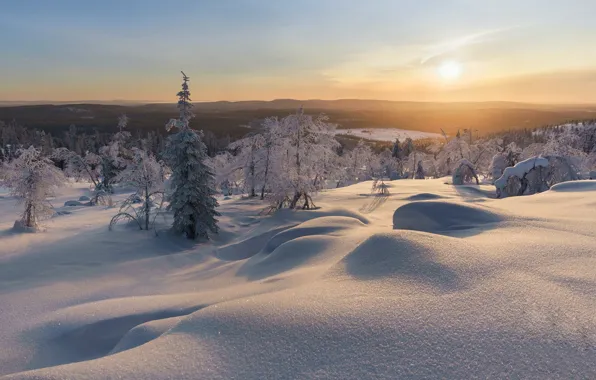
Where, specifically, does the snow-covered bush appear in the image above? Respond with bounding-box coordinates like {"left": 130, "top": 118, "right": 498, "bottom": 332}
{"left": 494, "top": 156, "right": 579, "bottom": 198}
{"left": 5, "top": 146, "right": 65, "bottom": 229}
{"left": 452, "top": 159, "right": 479, "bottom": 185}
{"left": 110, "top": 148, "right": 165, "bottom": 231}
{"left": 495, "top": 157, "right": 549, "bottom": 198}
{"left": 164, "top": 72, "right": 220, "bottom": 240}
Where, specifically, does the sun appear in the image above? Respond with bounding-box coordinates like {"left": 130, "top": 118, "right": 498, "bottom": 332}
{"left": 438, "top": 61, "right": 462, "bottom": 80}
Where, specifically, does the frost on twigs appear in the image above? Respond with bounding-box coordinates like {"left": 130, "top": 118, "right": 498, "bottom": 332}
{"left": 109, "top": 148, "right": 165, "bottom": 232}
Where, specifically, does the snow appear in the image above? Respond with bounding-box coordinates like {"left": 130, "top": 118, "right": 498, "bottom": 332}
{"left": 2, "top": 179, "right": 596, "bottom": 379}
{"left": 494, "top": 156, "right": 549, "bottom": 189}
{"left": 336, "top": 128, "right": 443, "bottom": 142}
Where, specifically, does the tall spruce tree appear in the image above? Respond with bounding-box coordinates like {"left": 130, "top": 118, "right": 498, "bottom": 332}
{"left": 164, "top": 72, "right": 220, "bottom": 240}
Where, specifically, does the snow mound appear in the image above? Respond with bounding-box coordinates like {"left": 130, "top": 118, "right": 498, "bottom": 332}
{"left": 271, "top": 207, "right": 370, "bottom": 225}
{"left": 262, "top": 216, "right": 366, "bottom": 254}
{"left": 11, "top": 220, "right": 39, "bottom": 233}
{"left": 110, "top": 316, "right": 184, "bottom": 355}
{"left": 236, "top": 216, "right": 367, "bottom": 280}
{"left": 549, "top": 180, "right": 596, "bottom": 192}
{"left": 215, "top": 226, "right": 292, "bottom": 261}
{"left": 25, "top": 296, "right": 207, "bottom": 369}
{"left": 404, "top": 193, "right": 445, "bottom": 201}
{"left": 240, "top": 235, "right": 338, "bottom": 280}
{"left": 393, "top": 201, "right": 502, "bottom": 233}
{"left": 335, "top": 232, "right": 466, "bottom": 292}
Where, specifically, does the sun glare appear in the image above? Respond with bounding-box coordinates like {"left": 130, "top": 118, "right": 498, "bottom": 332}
{"left": 438, "top": 61, "right": 462, "bottom": 80}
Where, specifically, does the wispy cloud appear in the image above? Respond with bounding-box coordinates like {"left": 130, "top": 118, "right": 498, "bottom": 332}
{"left": 420, "top": 26, "right": 520, "bottom": 65}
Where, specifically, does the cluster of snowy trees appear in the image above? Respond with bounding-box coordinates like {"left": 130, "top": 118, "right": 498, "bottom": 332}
{"left": 3, "top": 72, "right": 596, "bottom": 232}
{"left": 213, "top": 121, "right": 596, "bottom": 201}
{"left": 0, "top": 73, "right": 220, "bottom": 240}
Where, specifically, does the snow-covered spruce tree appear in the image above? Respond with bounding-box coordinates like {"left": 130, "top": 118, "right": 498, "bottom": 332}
{"left": 6, "top": 146, "right": 65, "bottom": 230}
{"left": 110, "top": 148, "right": 164, "bottom": 231}
{"left": 164, "top": 72, "right": 220, "bottom": 240}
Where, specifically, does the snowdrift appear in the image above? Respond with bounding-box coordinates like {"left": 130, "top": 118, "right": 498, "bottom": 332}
{"left": 392, "top": 201, "right": 503, "bottom": 233}
{"left": 2, "top": 179, "right": 596, "bottom": 379}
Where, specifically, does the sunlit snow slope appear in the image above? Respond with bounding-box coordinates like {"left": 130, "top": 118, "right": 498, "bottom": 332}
{"left": 1, "top": 179, "right": 596, "bottom": 379}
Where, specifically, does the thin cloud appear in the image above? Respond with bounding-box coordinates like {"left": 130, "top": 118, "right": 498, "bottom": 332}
{"left": 420, "top": 26, "right": 520, "bottom": 65}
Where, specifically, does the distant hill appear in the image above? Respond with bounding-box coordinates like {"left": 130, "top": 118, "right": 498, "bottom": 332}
{"left": 1, "top": 99, "right": 595, "bottom": 139}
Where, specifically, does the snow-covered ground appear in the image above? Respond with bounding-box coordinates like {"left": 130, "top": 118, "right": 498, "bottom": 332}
{"left": 1, "top": 179, "right": 596, "bottom": 379}
{"left": 336, "top": 128, "right": 443, "bottom": 141}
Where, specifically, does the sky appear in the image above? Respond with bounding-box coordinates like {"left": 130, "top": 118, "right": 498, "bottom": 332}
{"left": 1, "top": 0, "right": 596, "bottom": 103}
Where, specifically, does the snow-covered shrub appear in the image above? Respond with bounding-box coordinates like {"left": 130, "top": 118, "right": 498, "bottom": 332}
{"left": 452, "top": 159, "right": 479, "bottom": 185}
{"left": 164, "top": 72, "right": 220, "bottom": 240}
{"left": 110, "top": 148, "right": 165, "bottom": 231}
{"left": 494, "top": 156, "right": 579, "bottom": 198}
{"left": 5, "top": 146, "right": 65, "bottom": 229}
{"left": 495, "top": 157, "right": 549, "bottom": 198}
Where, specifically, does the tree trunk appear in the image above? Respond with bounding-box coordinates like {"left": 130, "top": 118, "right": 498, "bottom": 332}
{"left": 144, "top": 186, "right": 150, "bottom": 231}
{"left": 25, "top": 201, "right": 33, "bottom": 227}
{"left": 260, "top": 147, "right": 271, "bottom": 200}
{"left": 289, "top": 191, "right": 301, "bottom": 209}
{"left": 187, "top": 215, "right": 196, "bottom": 240}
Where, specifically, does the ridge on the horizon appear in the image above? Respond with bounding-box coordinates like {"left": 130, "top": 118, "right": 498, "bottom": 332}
{"left": 2, "top": 99, "right": 596, "bottom": 108}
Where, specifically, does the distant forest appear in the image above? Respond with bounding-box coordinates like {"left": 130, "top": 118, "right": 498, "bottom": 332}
{"left": 1, "top": 100, "right": 596, "bottom": 159}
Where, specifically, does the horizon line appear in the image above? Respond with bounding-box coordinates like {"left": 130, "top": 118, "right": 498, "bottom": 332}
{"left": 2, "top": 98, "right": 596, "bottom": 107}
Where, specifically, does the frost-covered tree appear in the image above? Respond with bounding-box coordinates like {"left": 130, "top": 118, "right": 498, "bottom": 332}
{"left": 228, "top": 132, "right": 266, "bottom": 197}
{"left": 164, "top": 72, "right": 220, "bottom": 240}
{"left": 51, "top": 148, "right": 101, "bottom": 188}
{"left": 209, "top": 151, "right": 244, "bottom": 196}
{"left": 414, "top": 160, "right": 425, "bottom": 179}
{"left": 110, "top": 148, "right": 164, "bottom": 231}
{"left": 346, "top": 140, "right": 375, "bottom": 182}
{"left": 98, "top": 115, "right": 132, "bottom": 193}
{"left": 5, "top": 146, "right": 65, "bottom": 229}
{"left": 377, "top": 149, "right": 395, "bottom": 179}
{"left": 265, "top": 108, "right": 339, "bottom": 209}
{"left": 256, "top": 121, "right": 276, "bottom": 199}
